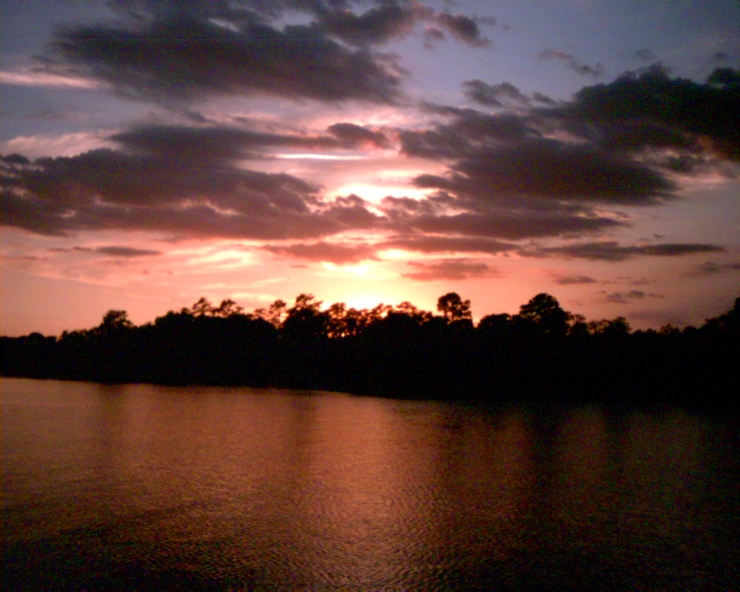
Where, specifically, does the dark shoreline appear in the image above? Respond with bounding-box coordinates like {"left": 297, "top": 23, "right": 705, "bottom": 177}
{"left": 3, "top": 293, "right": 739, "bottom": 412}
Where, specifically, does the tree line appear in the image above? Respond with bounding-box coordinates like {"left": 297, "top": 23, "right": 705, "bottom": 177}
{"left": 2, "top": 292, "right": 739, "bottom": 408}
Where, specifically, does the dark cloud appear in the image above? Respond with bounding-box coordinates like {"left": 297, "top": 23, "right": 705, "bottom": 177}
{"left": 379, "top": 195, "right": 451, "bottom": 219}
{"left": 553, "top": 275, "right": 597, "bottom": 285}
{"left": 399, "top": 128, "right": 470, "bottom": 160}
{"left": 19, "top": 148, "right": 318, "bottom": 213}
{"left": 687, "top": 261, "right": 740, "bottom": 276}
{"left": 96, "top": 246, "right": 161, "bottom": 257}
{"left": 399, "top": 67, "right": 740, "bottom": 250}
{"left": 3, "top": 255, "right": 43, "bottom": 262}
{"left": 400, "top": 108, "right": 538, "bottom": 159}
{"left": 568, "top": 65, "right": 740, "bottom": 159}
{"left": 45, "top": 14, "right": 405, "bottom": 104}
{"left": 433, "top": 13, "right": 489, "bottom": 47}
{"left": 538, "top": 50, "right": 605, "bottom": 78}
{"left": 456, "top": 141, "right": 671, "bottom": 203}
{"left": 260, "top": 241, "right": 377, "bottom": 264}
{"left": 403, "top": 104, "right": 680, "bottom": 209}
{"left": 462, "top": 80, "right": 558, "bottom": 108}
{"left": 713, "top": 52, "right": 729, "bottom": 60}
{"left": 1, "top": 125, "right": 387, "bottom": 239}
{"left": 106, "top": 0, "right": 274, "bottom": 22}
{"left": 327, "top": 123, "right": 390, "bottom": 149}
{"left": 316, "top": 3, "right": 423, "bottom": 46}
{"left": 392, "top": 211, "right": 625, "bottom": 241}
{"left": 525, "top": 241, "right": 723, "bottom": 261}
{"left": 462, "top": 80, "right": 529, "bottom": 107}
{"left": 412, "top": 140, "right": 674, "bottom": 205}
{"left": 310, "top": 2, "right": 492, "bottom": 48}
{"left": 707, "top": 67, "right": 740, "bottom": 87}
{"left": 41, "top": 1, "right": 498, "bottom": 104}
{"left": 422, "top": 27, "right": 446, "bottom": 46}
{"left": 600, "top": 290, "right": 664, "bottom": 303}
{"left": 393, "top": 103, "right": 656, "bottom": 242}
{"left": 48, "top": 247, "right": 88, "bottom": 253}
{"left": 48, "top": 245, "right": 159, "bottom": 257}
{"left": 112, "top": 124, "right": 341, "bottom": 159}
{"left": 4, "top": 60, "right": 738, "bottom": 261}
{"left": 3, "top": 122, "right": 564, "bottom": 245}
{"left": 531, "top": 92, "right": 558, "bottom": 106}
{"left": 380, "top": 235, "right": 514, "bottom": 255}
{"left": 402, "top": 259, "right": 497, "bottom": 281}
{"left": 582, "top": 119, "right": 697, "bottom": 156}
{"left": 634, "top": 48, "right": 654, "bottom": 61}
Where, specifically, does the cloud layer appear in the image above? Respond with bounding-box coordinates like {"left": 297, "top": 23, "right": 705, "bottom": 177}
{"left": 38, "top": 0, "right": 494, "bottom": 105}
{"left": 5, "top": 10, "right": 738, "bottom": 271}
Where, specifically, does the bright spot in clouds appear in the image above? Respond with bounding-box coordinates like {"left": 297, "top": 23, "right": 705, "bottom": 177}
{"left": 276, "top": 154, "right": 366, "bottom": 160}
{"left": 0, "top": 70, "right": 100, "bottom": 89}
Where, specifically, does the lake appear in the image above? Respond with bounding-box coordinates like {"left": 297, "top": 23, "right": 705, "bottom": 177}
{"left": 4, "top": 377, "right": 739, "bottom": 589}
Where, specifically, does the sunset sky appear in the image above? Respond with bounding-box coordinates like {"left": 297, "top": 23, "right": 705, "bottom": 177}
{"left": 2, "top": 0, "right": 739, "bottom": 336}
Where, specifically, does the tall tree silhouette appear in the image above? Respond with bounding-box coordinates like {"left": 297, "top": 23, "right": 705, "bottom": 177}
{"left": 437, "top": 292, "right": 472, "bottom": 322}
{"left": 519, "top": 293, "right": 570, "bottom": 337}
{"left": 96, "top": 310, "right": 132, "bottom": 338}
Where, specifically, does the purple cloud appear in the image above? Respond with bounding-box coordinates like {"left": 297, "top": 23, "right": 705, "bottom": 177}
{"left": 600, "top": 290, "right": 664, "bottom": 303}
{"left": 553, "top": 275, "right": 597, "bottom": 285}
{"left": 402, "top": 259, "right": 498, "bottom": 281}
{"left": 525, "top": 241, "right": 723, "bottom": 261}
{"left": 260, "top": 242, "right": 377, "bottom": 264}
{"left": 95, "top": 246, "right": 161, "bottom": 257}
{"left": 45, "top": 14, "right": 405, "bottom": 104}
{"left": 538, "top": 50, "right": 605, "bottom": 78}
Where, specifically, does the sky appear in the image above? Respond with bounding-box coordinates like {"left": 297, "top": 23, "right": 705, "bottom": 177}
{"left": 1, "top": 0, "right": 739, "bottom": 336}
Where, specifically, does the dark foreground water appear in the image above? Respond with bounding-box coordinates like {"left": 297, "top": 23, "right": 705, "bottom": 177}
{"left": 4, "top": 378, "right": 739, "bottom": 590}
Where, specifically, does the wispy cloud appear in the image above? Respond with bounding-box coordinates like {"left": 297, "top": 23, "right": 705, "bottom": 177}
{"left": 538, "top": 50, "right": 605, "bottom": 78}
{"left": 402, "top": 259, "right": 499, "bottom": 281}
{"left": 0, "top": 70, "right": 99, "bottom": 89}
{"left": 524, "top": 241, "right": 723, "bottom": 261}
{"left": 599, "top": 290, "right": 665, "bottom": 303}
{"left": 687, "top": 261, "right": 740, "bottom": 276}
{"left": 95, "top": 246, "right": 161, "bottom": 258}
{"left": 553, "top": 275, "right": 597, "bottom": 285}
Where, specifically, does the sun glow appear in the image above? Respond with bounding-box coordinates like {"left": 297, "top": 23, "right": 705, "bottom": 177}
{"left": 330, "top": 183, "right": 430, "bottom": 204}
{"left": 320, "top": 262, "right": 371, "bottom": 277}
{"left": 339, "top": 294, "right": 394, "bottom": 310}
{"left": 0, "top": 70, "right": 100, "bottom": 89}
{"left": 319, "top": 261, "right": 398, "bottom": 280}
{"left": 378, "top": 248, "right": 414, "bottom": 260}
{"left": 185, "top": 249, "right": 255, "bottom": 269}
{"left": 276, "top": 153, "right": 365, "bottom": 160}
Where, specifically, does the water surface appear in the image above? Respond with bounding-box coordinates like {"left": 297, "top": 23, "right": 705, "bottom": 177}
{"left": 4, "top": 378, "right": 739, "bottom": 589}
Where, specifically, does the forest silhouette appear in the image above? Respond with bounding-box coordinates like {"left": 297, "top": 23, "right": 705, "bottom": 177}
{"left": 3, "top": 292, "right": 739, "bottom": 409}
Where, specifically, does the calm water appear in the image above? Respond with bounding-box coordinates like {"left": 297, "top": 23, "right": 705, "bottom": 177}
{"left": 4, "top": 378, "right": 739, "bottom": 590}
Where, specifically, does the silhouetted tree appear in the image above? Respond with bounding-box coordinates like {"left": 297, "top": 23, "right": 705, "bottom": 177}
{"left": 659, "top": 324, "right": 681, "bottom": 336}
{"left": 4, "top": 291, "right": 739, "bottom": 410}
{"left": 478, "top": 313, "right": 512, "bottom": 334}
{"left": 437, "top": 292, "right": 472, "bottom": 322}
{"left": 253, "top": 299, "right": 288, "bottom": 327}
{"left": 214, "top": 299, "right": 244, "bottom": 318}
{"left": 281, "top": 294, "right": 330, "bottom": 342}
{"left": 704, "top": 297, "right": 740, "bottom": 333}
{"left": 95, "top": 310, "right": 133, "bottom": 341}
{"left": 190, "top": 297, "right": 215, "bottom": 317}
{"left": 519, "top": 293, "right": 570, "bottom": 337}
{"left": 567, "top": 314, "right": 590, "bottom": 338}
{"left": 588, "top": 317, "right": 631, "bottom": 337}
